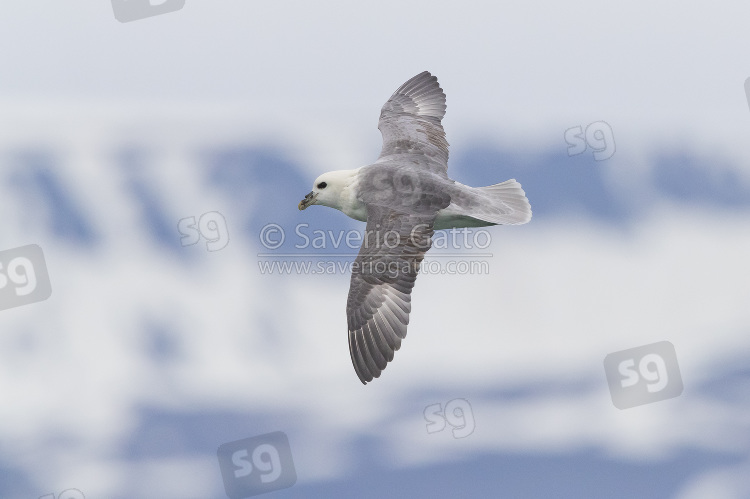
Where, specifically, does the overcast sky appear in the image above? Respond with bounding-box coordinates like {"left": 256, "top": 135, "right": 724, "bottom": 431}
{"left": 2, "top": 1, "right": 750, "bottom": 160}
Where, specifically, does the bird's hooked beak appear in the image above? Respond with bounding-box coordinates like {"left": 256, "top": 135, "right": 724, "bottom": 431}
{"left": 298, "top": 191, "right": 318, "bottom": 210}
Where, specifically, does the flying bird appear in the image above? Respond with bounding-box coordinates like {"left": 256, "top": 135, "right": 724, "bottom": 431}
{"left": 298, "top": 71, "right": 532, "bottom": 384}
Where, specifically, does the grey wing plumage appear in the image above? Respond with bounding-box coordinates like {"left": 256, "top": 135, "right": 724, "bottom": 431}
{"left": 346, "top": 205, "right": 436, "bottom": 384}
{"left": 346, "top": 72, "right": 454, "bottom": 384}
{"left": 377, "top": 71, "right": 449, "bottom": 176}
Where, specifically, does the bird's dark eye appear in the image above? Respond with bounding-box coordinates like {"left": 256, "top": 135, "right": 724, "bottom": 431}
{"left": 317, "top": 182, "right": 327, "bottom": 189}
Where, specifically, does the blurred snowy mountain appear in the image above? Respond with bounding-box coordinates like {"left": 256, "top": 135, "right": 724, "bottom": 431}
{"left": 1, "top": 115, "right": 749, "bottom": 499}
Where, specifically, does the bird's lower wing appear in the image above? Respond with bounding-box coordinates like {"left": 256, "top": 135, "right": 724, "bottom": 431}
{"left": 346, "top": 206, "right": 435, "bottom": 384}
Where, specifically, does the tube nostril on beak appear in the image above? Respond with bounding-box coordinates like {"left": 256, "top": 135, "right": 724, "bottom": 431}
{"left": 298, "top": 191, "right": 316, "bottom": 210}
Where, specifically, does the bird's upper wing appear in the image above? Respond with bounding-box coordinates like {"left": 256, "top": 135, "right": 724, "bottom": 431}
{"left": 377, "top": 71, "right": 449, "bottom": 176}
{"left": 346, "top": 204, "right": 436, "bottom": 384}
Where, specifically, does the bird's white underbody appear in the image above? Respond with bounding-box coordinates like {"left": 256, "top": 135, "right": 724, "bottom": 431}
{"left": 300, "top": 168, "right": 529, "bottom": 230}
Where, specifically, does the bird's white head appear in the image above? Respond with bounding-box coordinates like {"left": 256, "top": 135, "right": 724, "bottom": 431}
{"left": 298, "top": 169, "right": 358, "bottom": 211}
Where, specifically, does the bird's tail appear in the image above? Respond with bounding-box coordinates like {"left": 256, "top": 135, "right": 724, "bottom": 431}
{"left": 475, "top": 179, "right": 532, "bottom": 225}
